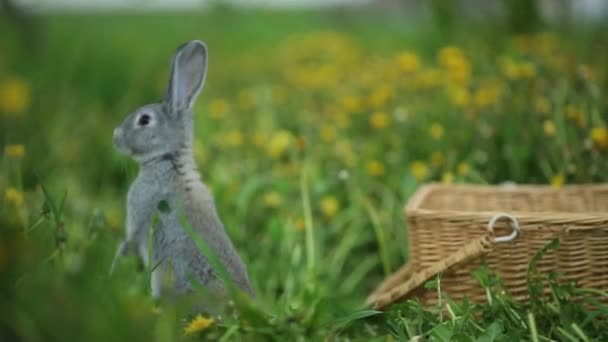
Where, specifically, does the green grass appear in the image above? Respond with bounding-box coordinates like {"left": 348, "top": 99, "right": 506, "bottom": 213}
{"left": 1, "top": 8, "right": 608, "bottom": 341}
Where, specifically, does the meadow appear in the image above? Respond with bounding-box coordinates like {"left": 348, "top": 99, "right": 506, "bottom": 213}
{"left": 1, "top": 7, "right": 608, "bottom": 341}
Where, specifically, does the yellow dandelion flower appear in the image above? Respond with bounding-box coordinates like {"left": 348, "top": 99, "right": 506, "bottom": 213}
{"left": 518, "top": 62, "right": 537, "bottom": 79}
{"left": 368, "top": 86, "right": 392, "bottom": 109}
{"left": 267, "top": 130, "right": 293, "bottom": 159}
{"left": 410, "top": 161, "right": 428, "bottom": 181}
{"left": 438, "top": 47, "right": 471, "bottom": 84}
{"left": 473, "top": 83, "right": 502, "bottom": 108}
{"left": 437, "top": 46, "right": 465, "bottom": 68}
{"left": 534, "top": 97, "right": 551, "bottom": 114}
{"left": 341, "top": 95, "right": 363, "bottom": 113}
{"left": 441, "top": 172, "right": 454, "bottom": 184}
{"left": 565, "top": 105, "right": 586, "bottom": 127}
{"left": 413, "top": 68, "right": 442, "bottom": 89}
{"left": 320, "top": 196, "right": 339, "bottom": 218}
{"left": 590, "top": 127, "right": 608, "bottom": 150}
{"left": 320, "top": 125, "right": 337, "bottom": 143}
{"left": 550, "top": 173, "right": 565, "bottom": 188}
{"left": 369, "top": 111, "right": 389, "bottom": 130}
{"left": 457, "top": 162, "right": 470, "bottom": 176}
{"left": 263, "top": 191, "right": 283, "bottom": 208}
{"left": 0, "top": 76, "right": 30, "bottom": 116}
{"left": 447, "top": 61, "right": 472, "bottom": 85}
{"left": 366, "top": 160, "right": 385, "bottom": 177}
{"left": 429, "top": 123, "right": 444, "bottom": 140}
{"left": 543, "top": 120, "right": 556, "bottom": 136}
{"left": 396, "top": 51, "right": 421, "bottom": 74}
{"left": 335, "top": 140, "right": 357, "bottom": 167}
{"left": 5, "top": 187, "right": 23, "bottom": 207}
{"left": 209, "top": 98, "right": 229, "bottom": 119}
{"left": 500, "top": 58, "right": 519, "bottom": 80}
{"left": 448, "top": 87, "right": 471, "bottom": 108}
{"left": 183, "top": 315, "right": 215, "bottom": 336}
{"left": 430, "top": 151, "right": 444, "bottom": 167}
{"left": 225, "top": 130, "right": 244, "bottom": 147}
{"left": 4, "top": 144, "right": 25, "bottom": 158}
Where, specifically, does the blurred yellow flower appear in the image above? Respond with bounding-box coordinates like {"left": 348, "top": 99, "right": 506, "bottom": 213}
{"left": 5, "top": 187, "right": 23, "bottom": 206}
{"left": 441, "top": 172, "right": 454, "bottom": 184}
{"left": 457, "top": 162, "right": 470, "bottom": 176}
{"left": 429, "top": 123, "right": 444, "bottom": 140}
{"left": 341, "top": 95, "right": 363, "bottom": 113}
{"left": 543, "top": 120, "right": 556, "bottom": 136}
{"left": 335, "top": 140, "right": 357, "bottom": 167}
{"left": 320, "top": 196, "right": 339, "bottom": 218}
{"left": 368, "top": 86, "right": 392, "bottom": 109}
{"left": 448, "top": 87, "right": 471, "bottom": 108}
{"left": 518, "top": 62, "right": 537, "bottom": 79}
{"left": 501, "top": 59, "right": 537, "bottom": 80}
{"left": 183, "top": 315, "right": 214, "bottom": 336}
{"left": 500, "top": 58, "right": 519, "bottom": 80}
{"left": 431, "top": 151, "right": 444, "bottom": 167}
{"left": 366, "top": 160, "right": 385, "bottom": 176}
{"left": 550, "top": 173, "right": 565, "bottom": 188}
{"left": 263, "top": 191, "right": 283, "bottom": 208}
{"left": 369, "top": 111, "right": 389, "bottom": 130}
{"left": 4, "top": 144, "right": 25, "bottom": 158}
{"left": 267, "top": 130, "right": 293, "bottom": 159}
{"left": 225, "top": 130, "right": 244, "bottom": 147}
{"left": 0, "top": 76, "right": 30, "bottom": 116}
{"left": 473, "top": 83, "right": 502, "bottom": 108}
{"left": 209, "top": 98, "right": 229, "bottom": 119}
{"left": 534, "top": 97, "right": 551, "bottom": 114}
{"left": 438, "top": 47, "right": 471, "bottom": 85}
{"left": 413, "top": 68, "right": 442, "bottom": 89}
{"left": 410, "top": 161, "right": 428, "bottom": 181}
{"left": 320, "top": 125, "right": 337, "bottom": 143}
{"left": 396, "top": 51, "right": 421, "bottom": 74}
{"left": 438, "top": 46, "right": 465, "bottom": 68}
{"left": 565, "top": 105, "right": 586, "bottom": 127}
{"left": 590, "top": 127, "right": 608, "bottom": 150}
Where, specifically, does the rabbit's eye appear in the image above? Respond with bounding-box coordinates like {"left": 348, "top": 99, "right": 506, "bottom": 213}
{"left": 138, "top": 114, "right": 151, "bottom": 126}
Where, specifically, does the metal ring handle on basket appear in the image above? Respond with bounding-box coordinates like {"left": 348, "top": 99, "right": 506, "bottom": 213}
{"left": 487, "top": 213, "right": 521, "bottom": 243}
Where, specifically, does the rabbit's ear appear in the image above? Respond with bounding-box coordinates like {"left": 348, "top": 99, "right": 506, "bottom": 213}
{"left": 166, "top": 40, "right": 208, "bottom": 116}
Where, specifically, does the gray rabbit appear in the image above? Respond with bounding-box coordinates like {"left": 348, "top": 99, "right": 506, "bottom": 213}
{"left": 110, "top": 40, "right": 254, "bottom": 300}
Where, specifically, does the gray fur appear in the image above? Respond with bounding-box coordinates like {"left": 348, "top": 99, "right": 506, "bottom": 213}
{"left": 110, "top": 40, "right": 254, "bottom": 299}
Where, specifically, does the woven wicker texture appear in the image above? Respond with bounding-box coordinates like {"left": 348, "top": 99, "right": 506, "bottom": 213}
{"left": 369, "top": 183, "right": 608, "bottom": 308}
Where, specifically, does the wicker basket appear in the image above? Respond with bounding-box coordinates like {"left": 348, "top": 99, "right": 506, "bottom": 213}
{"left": 367, "top": 183, "right": 608, "bottom": 309}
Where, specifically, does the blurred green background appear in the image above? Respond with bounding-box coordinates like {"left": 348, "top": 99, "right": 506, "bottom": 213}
{"left": 1, "top": 0, "right": 608, "bottom": 340}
